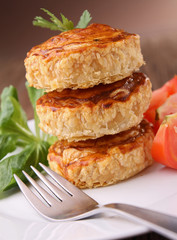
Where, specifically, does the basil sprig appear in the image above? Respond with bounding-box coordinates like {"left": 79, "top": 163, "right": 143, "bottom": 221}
{"left": 0, "top": 85, "right": 57, "bottom": 192}
{"left": 33, "top": 9, "right": 92, "bottom": 31}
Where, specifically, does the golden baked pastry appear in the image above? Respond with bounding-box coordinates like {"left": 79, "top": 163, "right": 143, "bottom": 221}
{"left": 25, "top": 23, "right": 144, "bottom": 91}
{"left": 48, "top": 120, "right": 154, "bottom": 188}
{"left": 36, "top": 72, "right": 152, "bottom": 141}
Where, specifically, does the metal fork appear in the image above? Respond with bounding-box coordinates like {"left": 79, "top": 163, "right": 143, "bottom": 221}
{"left": 14, "top": 163, "right": 177, "bottom": 240}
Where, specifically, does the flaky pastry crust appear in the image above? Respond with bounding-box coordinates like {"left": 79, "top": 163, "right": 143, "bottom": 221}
{"left": 25, "top": 24, "right": 144, "bottom": 91}
{"left": 36, "top": 72, "right": 152, "bottom": 141}
{"left": 48, "top": 120, "right": 154, "bottom": 188}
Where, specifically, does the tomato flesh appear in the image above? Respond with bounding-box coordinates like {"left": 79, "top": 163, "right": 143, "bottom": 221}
{"left": 151, "top": 113, "right": 177, "bottom": 169}
{"left": 156, "top": 93, "right": 177, "bottom": 129}
{"left": 144, "top": 75, "right": 177, "bottom": 131}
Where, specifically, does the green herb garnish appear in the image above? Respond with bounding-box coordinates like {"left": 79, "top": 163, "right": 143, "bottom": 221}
{"left": 0, "top": 84, "right": 57, "bottom": 192}
{"left": 33, "top": 9, "right": 92, "bottom": 31}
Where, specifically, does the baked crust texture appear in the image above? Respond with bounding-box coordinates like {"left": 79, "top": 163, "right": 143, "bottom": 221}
{"left": 36, "top": 72, "right": 152, "bottom": 141}
{"left": 25, "top": 23, "right": 144, "bottom": 91}
{"left": 48, "top": 120, "right": 154, "bottom": 188}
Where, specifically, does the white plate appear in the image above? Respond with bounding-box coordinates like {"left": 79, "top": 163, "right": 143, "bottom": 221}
{"left": 0, "top": 120, "right": 177, "bottom": 240}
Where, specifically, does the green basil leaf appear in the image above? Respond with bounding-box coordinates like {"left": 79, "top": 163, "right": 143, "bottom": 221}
{"left": 25, "top": 82, "right": 45, "bottom": 109}
{"left": 1, "top": 85, "right": 18, "bottom": 102}
{"left": 0, "top": 97, "right": 14, "bottom": 127}
{"left": 33, "top": 16, "right": 60, "bottom": 31}
{"left": 76, "top": 10, "right": 92, "bottom": 29}
{"left": 60, "top": 13, "right": 74, "bottom": 31}
{"left": 33, "top": 8, "right": 74, "bottom": 32}
{"left": 0, "top": 86, "right": 35, "bottom": 143}
{"left": 8, "top": 97, "right": 28, "bottom": 129}
{"left": 25, "top": 82, "right": 45, "bottom": 137}
{"left": 0, "top": 141, "right": 49, "bottom": 192}
{"left": 0, "top": 86, "right": 18, "bottom": 127}
{"left": 0, "top": 86, "right": 28, "bottom": 129}
{"left": 33, "top": 8, "right": 91, "bottom": 31}
{"left": 25, "top": 82, "right": 57, "bottom": 144}
{"left": 0, "top": 145, "right": 34, "bottom": 192}
{"left": 0, "top": 135, "right": 17, "bottom": 160}
{"left": 41, "top": 8, "right": 64, "bottom": 29}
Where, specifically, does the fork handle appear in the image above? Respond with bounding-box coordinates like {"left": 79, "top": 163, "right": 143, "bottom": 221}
{"left": 104, "top": 203, "right": 177, "bottom": 240}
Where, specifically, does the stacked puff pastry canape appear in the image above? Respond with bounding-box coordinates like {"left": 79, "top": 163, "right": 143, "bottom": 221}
{"left": 25, "top": 24, "right": 154, "bottom": 188}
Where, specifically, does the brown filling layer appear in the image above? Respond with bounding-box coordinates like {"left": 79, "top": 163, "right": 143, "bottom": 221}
{"left": 37, "top": 72, "right": 147, "bottom": 110}
{"left": 49, "top": 120, "right": 151, "bottom": 159}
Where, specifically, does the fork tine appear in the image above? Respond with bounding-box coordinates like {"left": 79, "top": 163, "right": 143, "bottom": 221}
{"left": 22, "top": 171, "right": 59, "bottom": 206}
{"left": 14, "top": 174, "right": 49, "bottom": 214}
{"left": 39, "top": 163, "right": 79, "bottom": 195}
{"left": 39, "top": 163, "right": 98, "bottom": 204}
{"left": 30, "top": 165, "right": 71, "bottom": 201}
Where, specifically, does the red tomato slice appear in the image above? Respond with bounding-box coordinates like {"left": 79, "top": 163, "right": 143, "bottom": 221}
{"left": 151, "top": 112, "right": 177, "bottom": 169}
{"left": 156, "top": 93, "right": 177, "bottom": 129}
{"left": 144, "top": 75, "right": 177, "bottom": 131}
